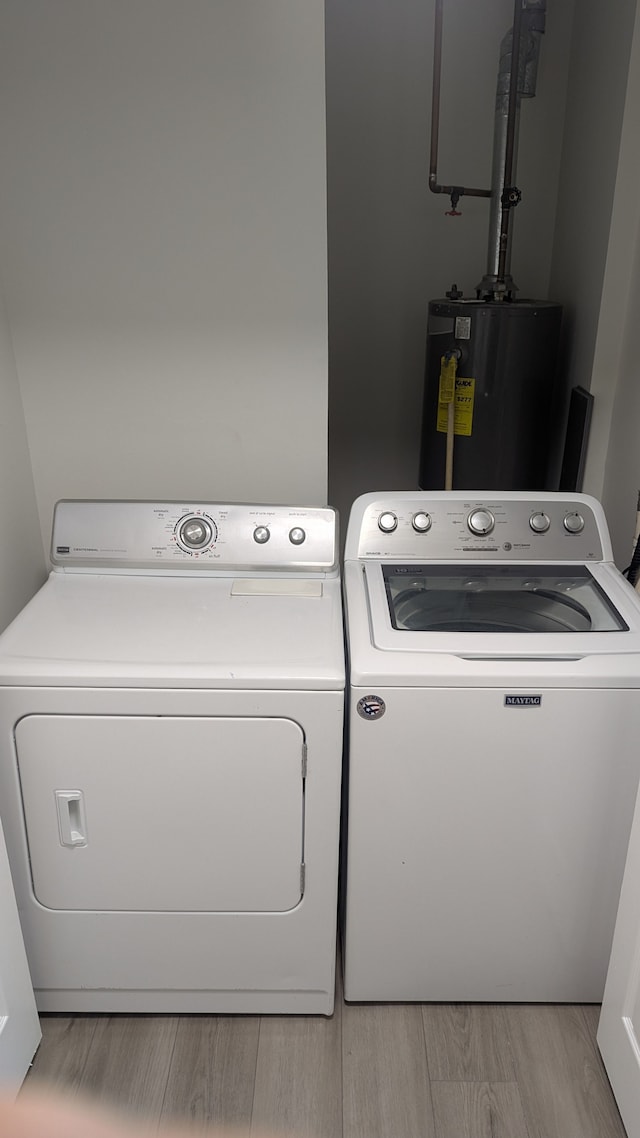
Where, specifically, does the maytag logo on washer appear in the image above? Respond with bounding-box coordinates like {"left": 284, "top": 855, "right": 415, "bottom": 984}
{"left": 504, "top": 694, "right": 542, "bottom": 707}
{"left": 357, "top": 695, "right": 386, "bottom": 720}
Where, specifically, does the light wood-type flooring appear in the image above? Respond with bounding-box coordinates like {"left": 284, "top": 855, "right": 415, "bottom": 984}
{"left": 24, "top": 968, "right": 627, "bottom": 1138}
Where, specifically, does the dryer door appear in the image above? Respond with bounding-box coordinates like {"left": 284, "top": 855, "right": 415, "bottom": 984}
{"left": 16, "top": 715, "right": 305, "bottom": 912}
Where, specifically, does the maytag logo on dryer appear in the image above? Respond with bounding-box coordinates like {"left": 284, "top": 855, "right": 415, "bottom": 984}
{"left": 504, "top": 694, "right": 542, "bottom": 707}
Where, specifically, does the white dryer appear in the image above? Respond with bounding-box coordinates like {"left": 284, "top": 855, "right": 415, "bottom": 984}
{"left": 0, "top": 500, "right": 344, "bottom": 1014}
{"left": 342, "top": 490, "right": 640, "bottom": 1002}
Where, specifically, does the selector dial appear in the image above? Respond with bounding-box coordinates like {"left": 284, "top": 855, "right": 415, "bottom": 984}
{"left": 563, "top": 512, "right": 585, "bottom": 534}
{"left": 378, "top": 511, "right": 398, "bottom": 533}
{"left": 412, "top": 511, "right": 432, "bottom": 533}
{"left": 289, "top": 527, "right": 306, "bottom": 545}
{"left": 529, "top": 512, "right": 551, "bottom": 534}
{"left": 253, "top": 526, "right": 270, "bottom": 544}
{"left": 467, "top": 508, "right": 495, "bottom": 536}
{"left": 178, "top": 515, "right": 216, "bottom": 550}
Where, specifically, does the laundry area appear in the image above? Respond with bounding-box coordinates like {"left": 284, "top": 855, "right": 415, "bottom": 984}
{"left": 1, "top": 2, "right": 640, "bottom": 1138}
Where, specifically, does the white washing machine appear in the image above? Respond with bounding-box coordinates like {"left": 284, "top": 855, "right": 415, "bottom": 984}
{"left": 342, "top": 490, "right": 640, "bottom": 1002}
{"left": 0, "top": 499, "right": 344, "bottom": 1014}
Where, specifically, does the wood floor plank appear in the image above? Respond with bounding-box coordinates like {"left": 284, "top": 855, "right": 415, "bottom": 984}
{"left": 343, "top": 1003, "right": 435, "bottom": 1138}
{"left": 251, "top": 1006, "right": 342, "bottom": 1138}
{"left": 21, "top": 1001, "right": 628, "bottom": 1138}
{"left": 422, "top": 1005, "right": 515, "bottom": 1082}
{"left": 431, "top": 1081, "right": 529, "bottom": 1138}
{"left": 505, "top": 1005, "right": 627, "bottom": 1138}
{"left": 161, "top": 1016, "right": 259, "bottom": 1129}
{"left": 26, "top": 1016, "right": 99, "bottom": 1091}
{"left": 74, "top": 1016, "right": 179, "bottom": 1124}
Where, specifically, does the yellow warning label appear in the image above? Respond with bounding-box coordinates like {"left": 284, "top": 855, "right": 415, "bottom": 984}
{"left": 437, "top": 377, "right": 475, "bottom": 436}
{"left": 438, "top": 356, "right": 457, "bottom": 403}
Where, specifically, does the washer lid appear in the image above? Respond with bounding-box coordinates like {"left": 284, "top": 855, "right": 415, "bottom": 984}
{"left": 0, "top": 572, "right": 344, "bottom": 688}
{"left": 383, "top": 565, "right": 627, "bottom": 634}
{"left": 343, "top": 558, "right": 640, "bottom": 685}
{"left": 364, "top": 561, "right": 640, "bottom": 655}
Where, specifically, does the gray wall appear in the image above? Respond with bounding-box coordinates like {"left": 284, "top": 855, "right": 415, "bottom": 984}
{"left": 587, "top": 2, "right": 640, "bottom": 565}
{"left": 326, "top": 0, "right": 575, "bottom": 527}
{"left": 549, "top": 0, "right": 637, "bottom": 513}
{"left": 0, "top": 0, "right": 329, "bottom": 548}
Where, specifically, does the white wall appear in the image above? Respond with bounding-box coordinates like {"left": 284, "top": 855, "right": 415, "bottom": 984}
{"left": 0, "top": 289, "right": 46, "bottom": 630}
{"left": 1, "top": 0, "right": 637, "bottom": 560}
{"left": 0, "top": 1, "right": 328, "bottom": 547}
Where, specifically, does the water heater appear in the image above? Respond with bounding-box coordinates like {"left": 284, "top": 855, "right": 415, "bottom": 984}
{"left": 419, "top": 298, "right": 562, "bottom": 490}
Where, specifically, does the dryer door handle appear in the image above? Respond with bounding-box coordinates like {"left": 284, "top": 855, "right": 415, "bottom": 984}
{"left": 55, "top": 790, "right": 88, "bottom": 847}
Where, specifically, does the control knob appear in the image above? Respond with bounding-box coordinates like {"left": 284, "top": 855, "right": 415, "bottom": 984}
{"left": 467, "top": 508, "right": 495, "bottom": 536}
{"left": 289, "top": 527, "right": 306, "bottom": 545}
{"left": 179, "top": 516, "right": 214, "bottom": 549}
{"left": 529, "top": 512, "right": 550, "bottom": 534}
{"left": 563, "top": 512, "right": 585, "bottom": 535}
{"left": 253, "top": 526, "right": 270, "bottom": 544}
{"left": 378, "top": 511, "right": 398, "bottom": 534}
{"left": 412, "top": 512, "right": 432, "bottom": 533}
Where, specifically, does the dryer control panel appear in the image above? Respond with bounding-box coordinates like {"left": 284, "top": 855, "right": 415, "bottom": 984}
{"left": 346, "top": 492, "right": 610, "bottom": 563}
{"left": 51, "top": 500, "right": 338, "bottom": 573}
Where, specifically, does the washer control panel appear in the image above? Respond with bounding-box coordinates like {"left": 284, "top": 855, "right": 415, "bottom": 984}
{"left": 355, "top": 495, "right": 606, "bottom": 561}
{"left": 51, "top": 501, "right": 338, "bottom": 573}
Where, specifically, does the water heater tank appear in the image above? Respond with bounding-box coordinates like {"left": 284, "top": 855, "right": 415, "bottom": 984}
{"left": 419, "top": 298, "right": 562, "bottom": 490}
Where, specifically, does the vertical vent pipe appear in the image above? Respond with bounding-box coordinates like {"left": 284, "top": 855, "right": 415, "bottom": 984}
{"left": 479, "top": 0, "right": 546, "bottom": 299}
{"left": 495, "top": 0, "right": 524, "bottom": 292}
